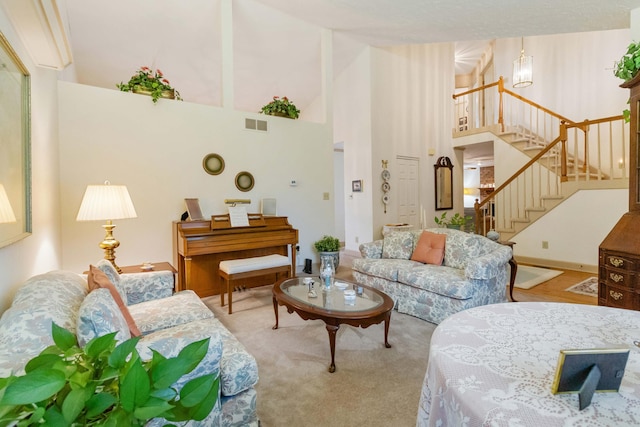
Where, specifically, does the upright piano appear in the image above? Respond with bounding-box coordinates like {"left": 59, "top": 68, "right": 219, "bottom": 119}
{"left": 172, "top": 214, "right": 298, "bottom": 297}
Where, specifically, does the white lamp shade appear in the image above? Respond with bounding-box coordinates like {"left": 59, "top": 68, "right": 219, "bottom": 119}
{"left": 0, "top": 184, "right": 17, "bottom": 224}
{"left": 76, "top": 184, "right": 137, "bottom": 221}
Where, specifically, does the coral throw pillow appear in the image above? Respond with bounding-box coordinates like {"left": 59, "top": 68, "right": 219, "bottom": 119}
{"left": 411, "top": 231, "right": 446, "bottom": 265}
{"left": 88, "top": 265, "right": 141, "bottom": 337}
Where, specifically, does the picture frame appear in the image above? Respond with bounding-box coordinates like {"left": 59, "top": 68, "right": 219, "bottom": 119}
{"left": 551, "top": 348, "right": 629, "bottom": 410}
{"left": 184, "top": 198, "right": 205, "bottom": 221}
{"left": 0, "top": 31, "right": 31, "bottom": 248}
{"left": 352, "top": 180, "right": 363, "bottom": 192}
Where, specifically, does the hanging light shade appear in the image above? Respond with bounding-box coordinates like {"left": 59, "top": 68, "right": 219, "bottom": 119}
{"left": 512, "top": 37, "right": 533, "bottom": 88}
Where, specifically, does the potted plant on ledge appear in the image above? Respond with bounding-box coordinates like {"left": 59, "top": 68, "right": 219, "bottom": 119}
{"left": 260, "top": 96, "right": 300, "bottom": 119}
{"left": 117, "top": 66, "right": 183, "bottom": 104}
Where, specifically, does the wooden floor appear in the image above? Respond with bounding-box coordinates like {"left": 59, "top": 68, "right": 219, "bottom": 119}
{"left": 336, "top": 253, "right": 598, "bottom": 306}
{"left": 511, "top": 265, "right": 597, "bottom": 305}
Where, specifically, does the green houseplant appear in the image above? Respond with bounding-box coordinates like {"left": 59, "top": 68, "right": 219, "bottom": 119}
{"left": 434, "top": 212, "right": 472, "bottom": 231}
{"left": 117, "top": 66, "right": 183, "bottom": 104}
{"left": 0, "top": 323, "right": 218, "bottom": 425}
{"left": 614, "top": 41, "right": 640, "bottom": 122}
{"left": 260, "top": 96, "right": 300, "bottom": 119}
{"left": 314, "top": 235, "right": 340, "bottom": 270}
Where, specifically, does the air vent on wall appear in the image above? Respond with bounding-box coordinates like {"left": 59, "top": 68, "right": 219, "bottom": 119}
{"left": 245, "top": 118, "right": 268, "bottom": 132}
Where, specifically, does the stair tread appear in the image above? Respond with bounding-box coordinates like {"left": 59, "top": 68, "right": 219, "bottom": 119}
{"left": 511, "top": 217, "right": 531, "bottom": 223}
{"left": 525, "top": 206, "right": 546, "bottom": 212}
{"left": 541, "top": 194, "right": 564, "bottom": 200}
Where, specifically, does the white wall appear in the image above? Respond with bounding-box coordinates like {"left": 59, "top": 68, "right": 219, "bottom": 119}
{"left": 494, "top": 29, "right": 629, "bottom": 120}
{"left": 334, "top": 47, "right": 374, "bottom": 252}
{"left": 512, "top": 189, "right": 627, "bottom": 267}
{"left": 371, "top": 43, "right": 457, "bottom": 237}
{"left": 58, "top": 82, "right": 334, "bottom": 273}
{"left": 0, "top": 15, "right": 62, "bottom": 311}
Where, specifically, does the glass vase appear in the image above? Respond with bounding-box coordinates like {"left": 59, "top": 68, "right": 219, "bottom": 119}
{"left": 320, "top": 255, "right": 335, "bottom": 290}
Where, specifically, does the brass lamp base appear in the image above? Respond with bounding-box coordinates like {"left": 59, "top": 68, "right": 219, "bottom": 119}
{"left": 100, "top": 220, "right": 122, "bottom": 273}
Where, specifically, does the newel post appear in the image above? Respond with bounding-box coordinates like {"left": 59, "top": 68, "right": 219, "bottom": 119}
{"left": 559, "top": 120, "right": 568, "bottom": 182}
{"left": 498, "top": 76, "right": 505, "bottom": 132}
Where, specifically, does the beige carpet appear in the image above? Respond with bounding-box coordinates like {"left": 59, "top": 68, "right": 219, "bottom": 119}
{"left": 202, "top": 285, "right": 435, "bottom": 427}
{"left": 514, "top": 265, "right": 563, "bottom": 289}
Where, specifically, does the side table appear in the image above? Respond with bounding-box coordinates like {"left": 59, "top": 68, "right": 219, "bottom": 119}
{"left": 86, "top": 262, "right": 177, "bottom": 289}
{"left": 498, "top": 241, "right": 517, "bottom": 302}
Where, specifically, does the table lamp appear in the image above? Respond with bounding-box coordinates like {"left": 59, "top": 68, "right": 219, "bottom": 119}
{"left": 76, "top": 181, "right": 137, "bottom": 273}
{"left": 0, "top": 184, "right": 17, "bottom": 224}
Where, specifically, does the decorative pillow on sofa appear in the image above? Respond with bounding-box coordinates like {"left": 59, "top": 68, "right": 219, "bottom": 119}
{"left": 382, "top": 231, "right": 414, "bottom": 260}
{"left": 411, "top": 231, "right": 446, "bottom": 265}
{"left": 95, "top": 259, "right": 128, "bottom": 304}
{"left": 77, "top": 288, "right": 132, "bottom": 346}
{"left": 88, "top": 265, "right": 141, "bottom": 337}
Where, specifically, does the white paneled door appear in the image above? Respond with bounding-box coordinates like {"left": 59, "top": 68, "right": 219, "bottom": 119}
{"left": 397, "top": 157, "right": 419, "bottom": 227}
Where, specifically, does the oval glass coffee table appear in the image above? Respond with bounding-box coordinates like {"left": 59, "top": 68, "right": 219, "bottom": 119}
{"left": 272, "top": 277, "right": 394, "bottom": 372}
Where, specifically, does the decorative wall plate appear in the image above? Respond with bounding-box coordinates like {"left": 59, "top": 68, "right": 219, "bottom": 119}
{"left": 382, "top": 194, "right": 390, "bottom": 204}
{"left": 381, "top": 169, "right": 390, "bottom": 181}
{"left": 202, "top": 153, "right": 225, "bottom": 175}
{"left": 235, "top": 171, "right": 255, "bottom": 192}
{"left": 382, "top": 182, "right": 390, "bottom": 192}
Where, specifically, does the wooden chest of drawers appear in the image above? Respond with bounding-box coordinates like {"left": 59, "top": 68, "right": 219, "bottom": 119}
{"left": 598, "top": 212, "right": 640, "bottom": 311}
{"left": 599, "top": 251, "right": 640, "bottom": 309}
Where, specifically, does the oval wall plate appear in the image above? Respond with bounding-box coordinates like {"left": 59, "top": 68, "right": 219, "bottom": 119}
{"left": 203, "top": 153, "right": 225, "bottom": 175}
{"left": 235, "top": 171, "right": 255, "bottom": 192}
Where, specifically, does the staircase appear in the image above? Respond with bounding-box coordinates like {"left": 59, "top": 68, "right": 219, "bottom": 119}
{"left": 453, "top": 77, "right": 628, "bottom": 241}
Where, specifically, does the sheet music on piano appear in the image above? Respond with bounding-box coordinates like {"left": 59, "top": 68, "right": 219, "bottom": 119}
{"left": 228, "top": 206, "right": 250, "bottom": 227}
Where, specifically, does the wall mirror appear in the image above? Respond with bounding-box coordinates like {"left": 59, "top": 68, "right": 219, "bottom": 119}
{"left": 434, "top": 156, "right": 453, "bottom": 210}
{"left": 0, "top": 32, "right": 31, "bottom": 248}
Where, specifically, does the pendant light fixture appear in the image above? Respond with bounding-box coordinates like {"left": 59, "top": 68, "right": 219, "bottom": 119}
{"left": 512, "top": 37, "right": 533, "bottom": 88}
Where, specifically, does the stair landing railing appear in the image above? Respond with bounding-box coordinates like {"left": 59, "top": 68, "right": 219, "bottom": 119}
{"left": 455, "top": 78, "right": 628, "bottom": 235}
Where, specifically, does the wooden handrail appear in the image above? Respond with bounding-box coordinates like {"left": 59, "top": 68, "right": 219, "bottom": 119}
{"left": 452, "top": 81, "right": 499, "bottom": 99}
{"left": 474, "top": 135, "right": 564, "bottom": 234}
{"left": 501, "top": 87, "right": 574, "bottom": 125}
{"left": 564, "top": 115, "right": 624, "bottom": 128}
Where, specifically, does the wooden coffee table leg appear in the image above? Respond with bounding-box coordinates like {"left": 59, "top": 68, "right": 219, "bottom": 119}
{"left": 383, "top": 313, "right": 392, "bottom": 348}
{"left": 508, "top": 257, "right": 518, "bottom": 302}
{"left": 272, "top": 296, "right": 279, "bottom": 330}
{"left": 326, "top": 324, "right": 339, "bottom": 373}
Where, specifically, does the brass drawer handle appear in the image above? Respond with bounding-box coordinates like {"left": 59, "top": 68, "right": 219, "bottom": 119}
{"left": 609, "top": 257, "right": 625, "bottom": 268}
{"left": 610, "top": 273, "right": 624, "bottom": 283}
{"left": 610, "top": 290, "right": 624, "bottom": 301}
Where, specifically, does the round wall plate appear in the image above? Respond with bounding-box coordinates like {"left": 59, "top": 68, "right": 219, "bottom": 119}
{"left": 203, "top": 153, "right": 225, "bottom": 175}
{"left": 382, "top": 182, "right": 390, "bottom": 192}
{"left": 235, "top": 171, "right": 255, "bottom": 192}
{"left": 381, "top": 169, "right": 390, "bottom": 181}
{"left": 382, "top": 194, "right": 390, "bottom": 204}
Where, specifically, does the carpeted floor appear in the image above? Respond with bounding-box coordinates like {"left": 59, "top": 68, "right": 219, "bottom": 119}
{"left": 514, "top": 265, "right": 563, "bottom": 289}
{"left": 202, "top": 286, "right": 436, "bottom": 427}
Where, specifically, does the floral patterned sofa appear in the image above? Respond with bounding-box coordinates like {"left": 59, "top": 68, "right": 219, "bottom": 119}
{"left": 0, "top": 260, "right": 259, "bottom": 427}
{"left": 352, "top": 228, "right": 512, "bottom": 324}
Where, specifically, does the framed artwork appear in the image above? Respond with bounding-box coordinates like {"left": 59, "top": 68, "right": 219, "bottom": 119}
{"left": 352, "top": 180, "right": 363, "bottom": 192}
{"left": 184, "top": 198, "right": 205, "bottom": 221}
{"left": 0, "top": 31, "right": 31, "bottom": 248}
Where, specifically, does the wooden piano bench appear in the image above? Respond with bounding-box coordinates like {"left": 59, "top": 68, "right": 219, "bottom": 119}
{"left": 219, "top": 254, "right": 292, "bottom": 314}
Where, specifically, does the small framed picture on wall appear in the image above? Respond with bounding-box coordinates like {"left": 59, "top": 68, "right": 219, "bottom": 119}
{"left": 352, "top": 180, "right": 363, "bottom": 192}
